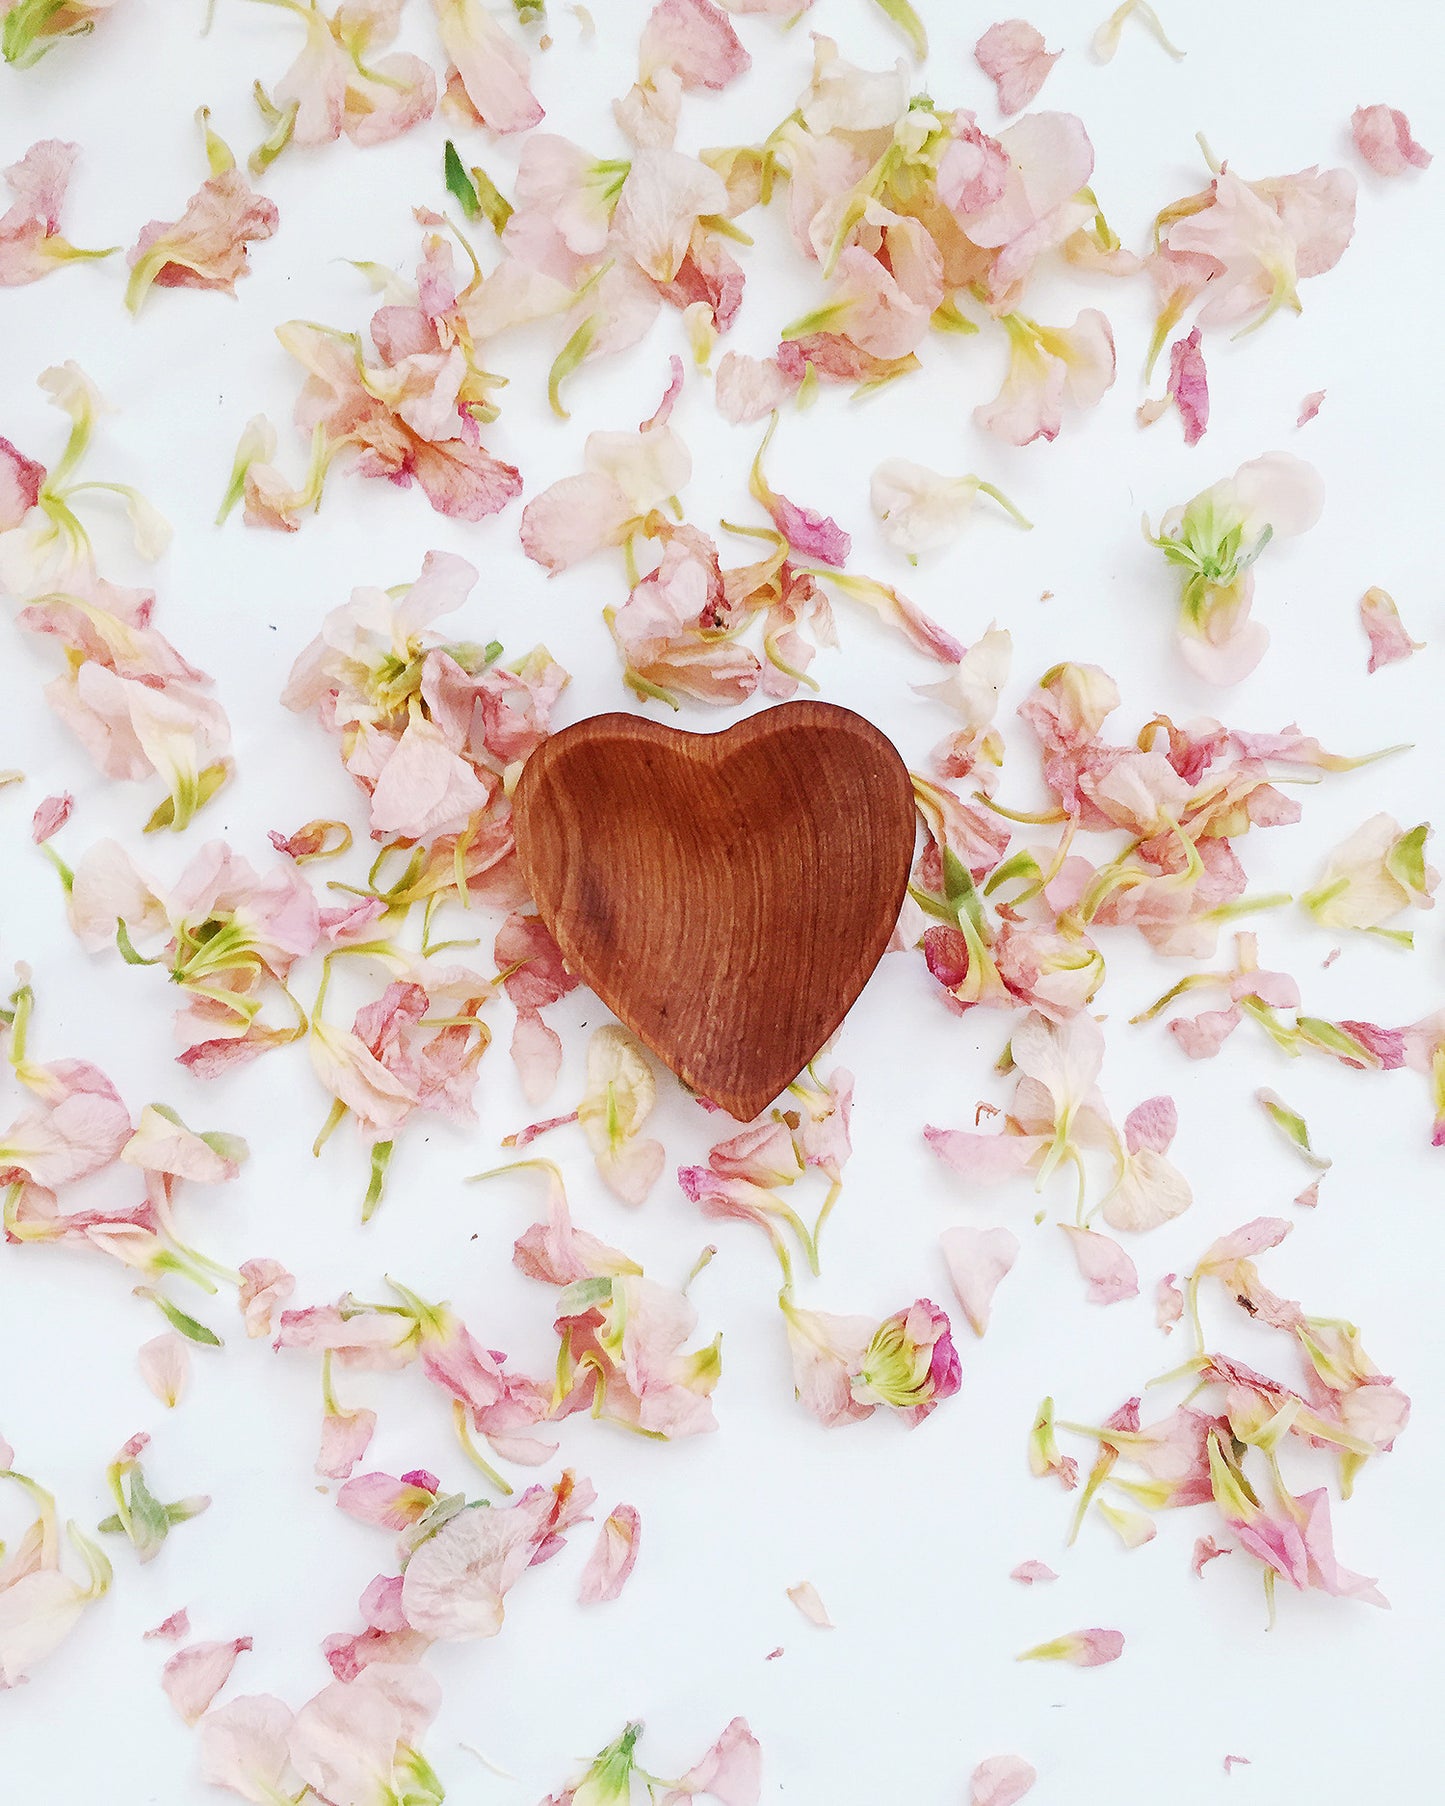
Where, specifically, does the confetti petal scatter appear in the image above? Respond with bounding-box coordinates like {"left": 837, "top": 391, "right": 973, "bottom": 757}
{"left": 0, "top": 2, "right": 1438, "bottom": 1800}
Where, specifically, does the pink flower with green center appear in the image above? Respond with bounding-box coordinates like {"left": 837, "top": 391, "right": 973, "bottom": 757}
{"left": 781, "top": 1292, "right": 960, "bottom": 1428}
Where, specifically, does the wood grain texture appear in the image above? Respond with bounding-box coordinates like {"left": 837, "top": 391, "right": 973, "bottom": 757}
{"left": 512, "top": 701, "right": 916, "bottom": 1122}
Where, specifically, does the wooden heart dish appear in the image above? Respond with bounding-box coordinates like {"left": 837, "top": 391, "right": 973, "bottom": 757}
{"left": 512, "top": 701, "right": 916, "bottom": 1121}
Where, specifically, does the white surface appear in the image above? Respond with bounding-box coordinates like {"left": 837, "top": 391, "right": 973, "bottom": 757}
{"left": 2, "top": 1, "right": 1444, "bottom": 1800}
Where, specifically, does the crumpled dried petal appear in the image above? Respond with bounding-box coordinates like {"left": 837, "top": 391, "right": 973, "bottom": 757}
{"left": 161, "top": 1636, "right": 252, "bottom": 1725}
{"left": 1359, "top": 587, "right": 1423, "bottom": 672}
{"left": 579, "top": 1503, "right": 641, "bottom": 1604}
{"left": 971, "top": 1754, "right": 1037, "bottom": 1806}
{"left": 1352, "top": 104, "right": 1431, "bottom": 177}
{"left": 126, "top": 169, "right": 277, "bottom": 313}
{"left": 974, "top": 21, "right": 1059, "bottom": 116}
{"left": 1017, "top": 1626, "right": 1124, "bottom": 1666}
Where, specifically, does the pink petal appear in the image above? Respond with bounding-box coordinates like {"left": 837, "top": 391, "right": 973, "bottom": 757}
{"left": 1360, "top": 586, "right": 1422, "bottom": 672}
{"left": 1192, "top": 1536, "right": 1232, "bottom": 1576}
{"left": 659, "top": 1717, "right": 762, "bottom": 1806}
{"left": 143, "top": 1609, "right": 191, "bottom": 1642}
{"left": 1352, "top": 104, "right": 1432, "bottom": 176}
{"left": 1018, "top": 1626, "right": 1125, "bottom": 1666}
{"left": 317, "top": 1404, "right": 378, "bottom": 1481}
{"left": 439, "top": 0, "right": 542, "bottom": 133}
{"left": 366, "top": 716, "right": 491, "bottom": 840}
{"left": 786, "top": 1580, "right": 834, "bottom": 1627}
{"left": 640, "top": 0, "right": 750, "bottom": 91}
{"left": 1169, "top": 1000, "right": 1243, "bottom": 1059}
{"left": 198, "top": 1695, "right": 294, "bottom": 1800}
{"left": 0, "top": 433, "right": 46, "bottom": 528}
{"left": 767, "top": 490, "right": 851, "bottom": 567}
{"left": 511, "top": 1008, "right": 563, "bottom": 1105}
{"left": 1124, "top": 1095, "right": 1177, "bottom": 1155}
{"left": 925, "top": 1124, "right": 1045, "bottom": 1184}
{"left": 1297, "top": 388, "right": 1326, "bottom": 427}
{"left": 1009, "top": 1560, "right": 1058, "bottom": 1584}
{"left": 971, "top": 1754, "right": 1037, "bottom": 1806}
{"left": 238, "top": 1259, "right": 295, "bottom": 1339}
{"left": 1059, "top": 1227, "right": 1139, "bottom": 1305}
{"left": 1224, "top": 1755, "right": 1252, "bottom": 1774}
{"left": 975, "top": 21, "right": 1060, "bottom": 116}
{"left": 715, "top": 351, "right": 803, "bottom": 424}
{"left": 0, "top": 1060, "right": 130, "bottom": 1188}
{"left": 126, "top": 171, "right": 277, "bottom": 303}
{"left": 30, "top": 792, "right": 72, "bottom": 843}
{"left": 939, "top": 1225, "right": 1020, "bottom": 1336}
{"left": 1155, "top": 1273, "right": 1184, "bottom": 1333}
{"left": 1167, "top": 326, "right": 1209, "bottom": 444}
{"left": 578, "top": 1504, "right": 641, "bottom": 1605}
{"left": 161, "top": 1637, "right": 253, "bottom": 1725}
{"left": 138, "top": 1333, "right": 191, "bottom": 1408}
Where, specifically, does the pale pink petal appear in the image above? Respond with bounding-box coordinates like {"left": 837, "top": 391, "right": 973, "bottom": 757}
{"left": 1192, "top": 1536, "right": 1232, "bottom": 1576}
{"left": 1124, "top": 1095, "right": 1177, "bottom": 1155}
{"left": 336, "top": 1471, "right": 440, "bottom": 1530}
{"left": 438, "top": 0, "right": 542, "bottom": 133}
{"left": 939, "top": 1225, "right": 1019, "bottom": 1336}
{"left": 971, "top": 1754, "right": 1037, "bottom": 1806}
{"left": 786, "top": 1580, "right": 834, "bottom": 1627}
{"left": 612, "top": 149, "right": 729, "bottom": 283}
{"left": 122, "top": 1104, "right": 247, "bottom": 1184}
{"left": 640, "top": 0, "right": 750, "bottom": 90}
{"left": 1009, "top": 1560, "right": 1057, "bottom": 1584}
{"left": 126, "top": 171, "right": 277, "bottom": 308}
{"left": 1060, "top": 1226, "right": 1139, "bottom": 1305}
{"left": 511, "top": 1008, "right": 563, "bottom": 1105}
{"left": 1352, "top": 104, "right": 1432, "bottom": 176}
{"left": 1224, "top": 1755, "right": 1252, "bottom": 1774}
{"left": 1168, "top": 1005, "right": 1242, "bottom": 1058}
{"left": 1018, "top": 1626, "right": 1124, "bottom": 1666}
{"left": 138, "top": 1333, "right": 191, "bottom": 1408}
{"left": 288, "top": 1666, "right": 442, "bottom": 1805}
{"left": 659, "top": 1717, "right": 761, "bottom": 1806}
{"left": 1360, "top": 586, "right": 1422, "bottom": 672}
{"left": 520, "top": 472, "right": 640, "bottom": 573}
{"left": 0, "top": 1060, "right": 130, "bottom": 1188}
{"left": 162, "top": 1637, "right": 253, "bottom": 1725}
{"left": 238, "top": 1260, "right": 296, "bottom": 1338}
{"left": 1155, "top": 1273, "right": 1184, "bottom": 1333}
{"left": 1297, "top": 388, "right": 1325, "bottom": 426}
{"left": 1198, "top": 1216, "right": 1293, "bottom": 1270}
{"left": 926, "top": 1125, "right": 1046, "bottom": 1184}
{"left": 144, "top": 1609, "right": 191, "bottom": 1641}
{"left": 975, "top": 21, "right": 1060, "bottom": 116}
{"left": 938, "top": 113, "right": 1011, "bottom": 218}
{"left": 1100, "top": 1147, "right": 1192, "bottom": 1233}
{"left": 401, "top": 1501, "right": 547, "bottom": 1639}
{"left": 0, "top": 1569, "right": 96, "bottom": 1684}
{"left": 366, "top": 717, "right": 490, "bottom": 840}
{"left": 715, "top": 351, "right": 803, "bottom": 424}
{"left": 317, "top": 1405, "right": 378, "bottom": 1481}
{"left": 578, "top": 1504, "right": 641, "bottom": 1604}
{"left": 198, "top": 1695, "right": 295, "bottom": 1803}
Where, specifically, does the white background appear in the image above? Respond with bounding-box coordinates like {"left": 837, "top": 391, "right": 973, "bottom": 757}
{"left": 3, "top": 0, "right": 1444, "bottom": 1799}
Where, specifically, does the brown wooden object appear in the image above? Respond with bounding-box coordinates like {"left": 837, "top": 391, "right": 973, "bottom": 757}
{"left": 512, "top": 701, "right": 916, "bottom": 1122}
